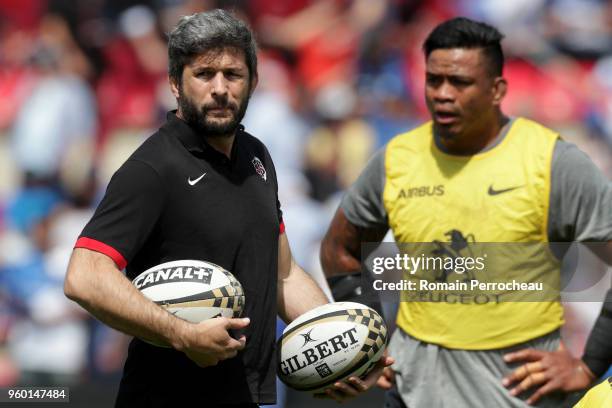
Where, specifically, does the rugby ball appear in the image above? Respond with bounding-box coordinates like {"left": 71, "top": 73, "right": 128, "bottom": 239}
{"left": 277, "top": 302, "right": 388, "bottom": 392}
{"left": 132, "top": 259, "right": 244, "bottom": 324}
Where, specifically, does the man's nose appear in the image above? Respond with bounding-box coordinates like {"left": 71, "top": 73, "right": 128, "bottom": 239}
{"left": 434, "top": 81, "right": 455, "bottom": 102}
{"left": 211, "top": 72, "right": 228, "bottom": 96}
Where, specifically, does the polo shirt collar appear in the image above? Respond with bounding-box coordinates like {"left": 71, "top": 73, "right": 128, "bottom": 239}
{"left": 166, "top": 110, "right": 243, "bottom": 162}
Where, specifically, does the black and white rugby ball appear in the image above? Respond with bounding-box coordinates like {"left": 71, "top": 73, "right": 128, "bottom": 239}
{"left": 277, "top": 302, "right": 388, "bottom": 392}
{"left": 132, "top": 259, "right": 244, "bottom": 324}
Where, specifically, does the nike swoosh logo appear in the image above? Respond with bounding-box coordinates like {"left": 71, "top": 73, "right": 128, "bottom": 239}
{"left": 188, "top": 173, "right": 207, "bottom": 186}
{"left": 488, "top": 185, "right": 523, "bottom": 195}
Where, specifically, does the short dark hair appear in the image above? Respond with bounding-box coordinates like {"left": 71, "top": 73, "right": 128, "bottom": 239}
{"left": 168, "top": 9, "right": 258, "bottom": 85}
{"left": 423, "top": 17, "right": 505, "bottom": 76}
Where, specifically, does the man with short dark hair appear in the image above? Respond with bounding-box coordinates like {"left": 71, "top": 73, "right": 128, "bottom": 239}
{"left": 321, "top": 17, "right": 612, "bottom": 407}
{"left": 64, "top": 10, "right": 389, "bottom": 407}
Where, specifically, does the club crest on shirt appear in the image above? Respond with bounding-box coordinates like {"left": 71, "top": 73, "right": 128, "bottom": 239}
{"left": 252, "top": 156, "right": 267, "bottom": 181}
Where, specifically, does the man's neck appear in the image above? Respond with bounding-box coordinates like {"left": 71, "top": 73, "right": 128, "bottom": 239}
{"left": 438, "top": 113, "right": 509, "bottom": 156}
{"left": 176, "top": 109, "right": 236, "bottom": 159}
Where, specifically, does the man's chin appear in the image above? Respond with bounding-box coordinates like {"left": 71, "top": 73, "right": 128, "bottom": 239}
{"left": 434, "top": 122, "right": 461, "bottom": 140}
{"left": 200, "top": 119, "right": 239, "bottom": 137}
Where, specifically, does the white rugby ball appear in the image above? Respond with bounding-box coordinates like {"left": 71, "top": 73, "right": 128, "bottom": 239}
{"left": 277, "top": 302, "right": 388, "bottom": 392}
{"left": 132, "top": 259, "right": 244, "bottom": 325}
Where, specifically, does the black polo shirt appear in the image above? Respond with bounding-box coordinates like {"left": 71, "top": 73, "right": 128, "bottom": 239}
{"left": 76, "top": 111, "right": 284, "bottom": 406}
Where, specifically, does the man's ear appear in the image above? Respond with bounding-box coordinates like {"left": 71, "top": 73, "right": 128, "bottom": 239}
{"left": 169, "top": 75, "right": 180, "bottom": 99}
{"left": 492, "top": 76, "right": 507, "bottom": 107}
{"left": 249, "top": 74, "right": 258, "bottom": 96}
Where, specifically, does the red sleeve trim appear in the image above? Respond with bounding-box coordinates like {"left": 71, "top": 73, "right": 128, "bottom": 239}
{"left": 279, "top": 220, "right": 285, "bottom": 234}
{"left": 75, "top": 237, "right": 128, "bottom": 270}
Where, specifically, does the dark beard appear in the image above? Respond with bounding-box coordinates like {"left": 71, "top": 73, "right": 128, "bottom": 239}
{"left": 433, "top": 122, "right": 456, "bottom": 140}
{"left": 178, "top": 92, "right": 249, "bottom": 137}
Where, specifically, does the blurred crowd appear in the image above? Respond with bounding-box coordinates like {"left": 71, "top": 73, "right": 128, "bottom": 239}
{"left": 0, "top": 0, "right": 611, "bottom": 396}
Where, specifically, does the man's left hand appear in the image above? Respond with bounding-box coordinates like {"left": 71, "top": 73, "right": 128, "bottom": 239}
{"left": 314, "top": 356, "right": 395, "bottom": 403}
{"left": 502, "top": 341, "right": 595, "bottom": 405}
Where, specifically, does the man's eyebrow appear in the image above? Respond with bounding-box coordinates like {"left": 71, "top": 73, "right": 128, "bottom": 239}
{"left": 448, "top": 74, "right": 473, "bottom": 80}
{"left": 425, "top": 72, "right": 473, "bottom": 80}
{"left": 191, "top": 63, "right": 245, "bottom": 71}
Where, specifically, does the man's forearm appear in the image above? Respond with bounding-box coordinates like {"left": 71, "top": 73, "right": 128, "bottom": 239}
{"left": 582, "top": 289, "right": 612, "bottom": 377}
{"left": 320, "top": 208, "right": 388, "bottom": 277}
{"left": 64, "top": 248, "right": 189, "bottom": 349}
{"left": 321, "top": 237, "right": 362, "bottom": 277}
{"left": 277, "top": 260, "right": 329, "bottom": 323}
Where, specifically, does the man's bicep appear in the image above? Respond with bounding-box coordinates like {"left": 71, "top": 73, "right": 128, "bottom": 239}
{"left": 548, "top": 141, "right": 612, "bottom": 242}
{"left": 70, "top": 246, "right": 123, "bottom": 275}
{"left": 341, "top": 148, "right": 388, "bottom": 229}
{"left": 76, "top": 160, "right": 166, "bottom": 269}
{"left": 65, "top": 246, "right": 128, "bottom": 302}
{"left": 277, "top": 232, "right": 292, "bottom": 280}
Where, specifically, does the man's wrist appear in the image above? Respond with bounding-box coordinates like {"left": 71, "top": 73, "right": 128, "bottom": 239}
{"left": 579, "top": 358, "right": 598, "bottom": 382}
{"left": 167, "top": 316, "right": 192, "bottom": 351}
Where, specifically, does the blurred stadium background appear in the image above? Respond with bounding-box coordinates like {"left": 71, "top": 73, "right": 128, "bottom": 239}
{"left": 0, "top": 0, "right": 610, "bottom": 406}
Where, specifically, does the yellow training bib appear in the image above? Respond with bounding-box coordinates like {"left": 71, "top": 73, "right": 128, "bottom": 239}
{"left": 383, "top": 118, "right": 563, "bottom": 349}
{"left": 574, "top": 378, "right": 612, "bottom": 408}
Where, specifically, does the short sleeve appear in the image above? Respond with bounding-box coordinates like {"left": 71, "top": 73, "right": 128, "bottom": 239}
{"left": 340, "top": 148, "right": 388, "bottom": 228}
{"left": 75, "top": 159, "right": 166, "bottom": 268}
{"left": 277, "top": 198, "right": 285, "bottom": 234}
{"left": 582, "top": 288, "right": 612, "bottom": 377}
{"left": 548, "top": 140, "right": 612, "bottom": 242}
{"left": 257, "top": 140, "right": 284, "bottom": 233}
